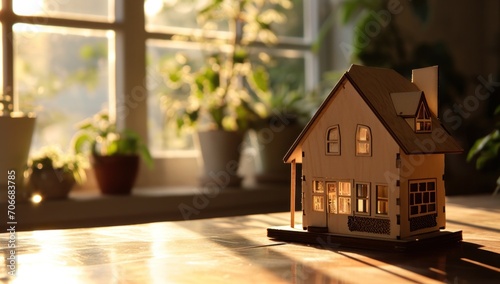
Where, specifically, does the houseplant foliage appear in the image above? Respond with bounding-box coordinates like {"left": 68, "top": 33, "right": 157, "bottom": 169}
{"left": 163, "top": 0, "right": 293, "bottom": 132}
{"left": 72, "top": 111, "right": 153, "bottom": 194}
{"left": 330, "top": 0, "right": 465, "bottom": 106}
{"left": 467, "top": 105, "right": 500, "bottom": 176}
{"left": 26, "top": 146, "right": 87, "bottom": 200}
{"left": 160, "top": 0, "right": 293, "bottom": 186}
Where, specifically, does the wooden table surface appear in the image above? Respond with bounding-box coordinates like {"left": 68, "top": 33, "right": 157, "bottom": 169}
{"left": 1, "top": 195, "right": 499, "bottom": 283}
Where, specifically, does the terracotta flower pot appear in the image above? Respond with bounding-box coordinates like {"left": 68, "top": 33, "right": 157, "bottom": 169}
{"left": 27, "top": 168, "right": 76, "bottom": 200}
{"left": 91, "top": 154, "right": 139, "bottom": 195}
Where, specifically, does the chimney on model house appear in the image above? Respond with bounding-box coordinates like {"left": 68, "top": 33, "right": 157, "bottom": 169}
{"left": 412, "top": 66, "right": 439, "bottom": 117}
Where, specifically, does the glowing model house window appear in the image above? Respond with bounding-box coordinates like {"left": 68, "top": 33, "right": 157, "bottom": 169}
{"left": 356, "top": 125, "right": 371, "bottom": 156}
{"left": 326, "top": 125, "right": 340, "bottom": 155}
{"left": 355, "top": 183, "right": 369, "bottom": 214}
{"left": 313, "top": 180, "right": 324, "bottom": 212}
{"left": 376, "top": 185, "right": 389, "bottom": 215}
{"left": 338, "top": 181, "right": 351, "bottom": 214}
{"left": 415, "top": 103, "right": 432, "bottom": 132}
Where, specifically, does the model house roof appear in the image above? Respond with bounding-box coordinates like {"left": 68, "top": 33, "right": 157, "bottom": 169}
{"left": 284, "top": 64, "right": 463, "bottom": 163}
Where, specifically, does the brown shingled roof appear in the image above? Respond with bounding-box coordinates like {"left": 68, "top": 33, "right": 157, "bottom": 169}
{"left": 284, "top": 64, "right": 463, "bottom": 163}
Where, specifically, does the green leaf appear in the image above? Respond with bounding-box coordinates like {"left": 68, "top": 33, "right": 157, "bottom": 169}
{"left": 138, "top": 143, "right": 154, "bottom": 169}
{"left": 494, "top": 105, "right": 500, "bottom": 116}
{"left": 249, "top": 66, "right": 270, "bottom": 93}
{"left": 475, "top": 143, "right": 500, "bottom": 170}
{"left": 340, "top": 0, "right": 362, "bottom": 24}
{"left": 72, "top": 132, "right": 93, "bottom": 154}
{"left": 312, "top": 11, "right": 336, "bottom": 54}
{"left": 467, "top": 133, "right": 491, "bottom": 161}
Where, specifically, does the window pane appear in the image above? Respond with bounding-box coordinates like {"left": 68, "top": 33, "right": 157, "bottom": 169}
{"left": 271, "top": 0, "right": 304, "bottom": 38}
{"left": 146, "top": 40, "right": 201, "bottom": 152}
{"left": 145, "top": 0, "right": 305, "bottom": 39}
{"left": 328, "top": 127, "right": 338, "bottom": 140}
{"left": 356, "top": 184, "right": 368, "bottom": 197}
{"left": 145, "top": 0, "right": 201, "bottom": 31}
{"left": 339, "top": 182, "right": 351, "bottom": 196}
{"left": 357, "top": 199, "right": 368, "bottom": 213}
{"left": 13, "top": 0, "right": 113, "bottom": 21}
{"left": 377, "top": 185, "right": 388, "bottom": 198}
{"left": 359, "top": 127, "right": 368, "bottom": 141}
{"left": 377, "top": 200, "right": 388, "bottom": 215}
{"left": 313, "top": 180, "right": 324, "bottom": 193}
{"left": 15, "top": 24, "right": 111, "bottom": 151}
{"left": 313, "top": 195, "right": 324, "bottom": 212}
{"left": 338, "top": 197, "right": 351, "bottom": 214}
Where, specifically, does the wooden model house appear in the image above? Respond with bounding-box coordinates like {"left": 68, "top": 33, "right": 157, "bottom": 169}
{"left": 272, "top": 65, "right": 463, "bottom": 246}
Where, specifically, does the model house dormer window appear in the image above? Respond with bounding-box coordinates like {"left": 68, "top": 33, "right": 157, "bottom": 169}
{"left": 415, "top": 103, "right": 432, "bottom": 133}
{"left": 326, "top": 125, "right": 340, "bottom": 155}
{"left": 356, "top": 125, "right": 371, "bottom": 156}
{"left": 391, "top": 91, "right": 434, "bottom": 133}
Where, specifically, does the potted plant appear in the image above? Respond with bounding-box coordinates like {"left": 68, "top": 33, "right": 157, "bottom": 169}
{"left": 0, "top": 93, "right": 36, "bottom": 201}
{"left": 72, "top": 111, "right": 153, "bottom": 195}
{"left": 161, "top": 0, "right": 292, "bottom": 187}
{"left": 26, "top": 146, "right": 87, "bottom": 200}
{"left": 248, "top": 82, "right": 321, "bottom": 183}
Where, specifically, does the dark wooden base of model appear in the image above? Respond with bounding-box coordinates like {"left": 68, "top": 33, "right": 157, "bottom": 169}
{"left": 267, "top": 226, "right": 462, "bottom": 252}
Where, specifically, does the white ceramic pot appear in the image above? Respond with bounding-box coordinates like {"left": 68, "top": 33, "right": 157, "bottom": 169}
{"left": 0, "top": 115, "right": 36, "bottom": 201}
{"left": 196, "top": 130, "right": 244, "bottom": 188}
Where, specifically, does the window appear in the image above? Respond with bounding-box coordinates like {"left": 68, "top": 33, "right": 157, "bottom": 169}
{"left": 312, "top": 180, "right": 324, "bottom": 212}
{"left": 145, "top": 0, "right": 312, "bottom": 153}
{"left": 376, "top": 185, "right": 389, "bottom": 215}
{"left": 409, "top": 179, "right": 436, "bottom": 216}
{"left": 415, "top": 103, "right": 432, "bottom": 133}
{"left": 326, "top": 125, "right": 340, "bottom": 155}
{"left": 1, "top": 1, "right": 326, "bottom": 187}
{"left": 15, "top": 25, "right": 112, "bottom": 150}
{"left": 356, "top": 125, "right": 371, "bottom": 156}
{"left": 338, "top": 181, "right": 352, "bottom": 214}
{"left": 3, "top": 1, "right": 115, "bottom": 151}
{"left": 355, "top": 183, "right": 369, "bottom": 214}
{"left": 313, "top": 180, "right": 324, "bottom": 193}
{"left": 313, "top": 195, "right": 324, "bottom": 212}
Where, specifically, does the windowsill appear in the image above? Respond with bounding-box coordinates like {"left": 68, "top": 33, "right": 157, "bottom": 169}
{"left": 4, "top": 183, "right": 295, "bottom": 232}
